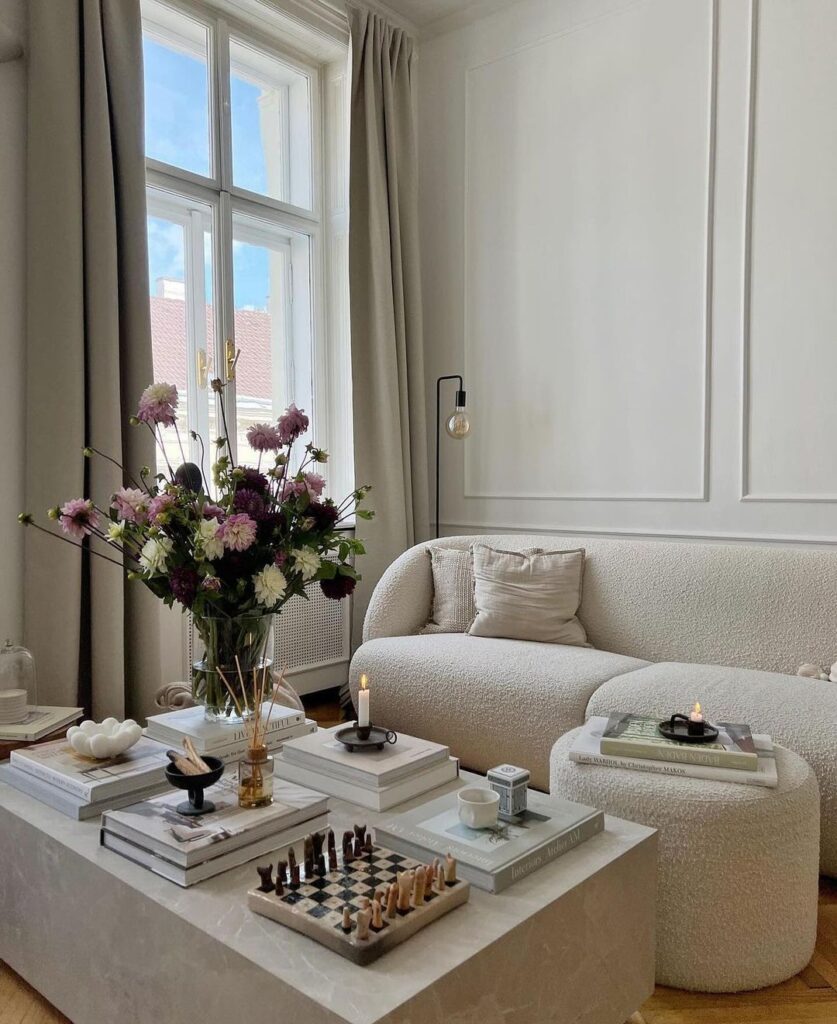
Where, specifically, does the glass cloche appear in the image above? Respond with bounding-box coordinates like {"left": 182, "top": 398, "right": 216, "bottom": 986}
{"left": 0, "top": 639, "right": 37, "bottom": 715}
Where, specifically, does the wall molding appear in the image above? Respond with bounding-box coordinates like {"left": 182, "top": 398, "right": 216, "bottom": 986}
{"left": 739, "top": 0, "right": 837, "bottom": 503}
{"left": 461, "top": 0, "right": 717, "bottom": 504}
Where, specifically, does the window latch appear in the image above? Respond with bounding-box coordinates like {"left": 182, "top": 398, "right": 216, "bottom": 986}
{"left": 225, "top": 338, "right": 240, "bottom": 382}
{"left": 196, "top": 349, "right": 208, "bottom": 390}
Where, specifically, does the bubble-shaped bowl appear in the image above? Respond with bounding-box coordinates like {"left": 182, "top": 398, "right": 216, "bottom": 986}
{"left": 66, "top": 718, "right": 143, "bottom": 759}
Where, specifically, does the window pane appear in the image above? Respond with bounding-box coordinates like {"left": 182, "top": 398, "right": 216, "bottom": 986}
{"left": 147, "top": 189, "right": 217, "bottom": 478}
{"left": 230, "top": 38, "right": 313, "bottom": 209}
{"left": 142, "top": 0, "right": 211, "bottom": 178}
{"left": 232, "top": 213, "right": 313, "bottom": 463}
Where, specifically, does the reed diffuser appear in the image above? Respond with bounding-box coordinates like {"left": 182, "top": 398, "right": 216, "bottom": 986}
{"left": 220, "top": 658, "right": 284, "bottom": 808}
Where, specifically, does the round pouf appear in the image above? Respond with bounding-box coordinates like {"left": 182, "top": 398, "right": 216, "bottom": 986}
{"left": 550, "top": 730, "right": 820, "bottom": 992}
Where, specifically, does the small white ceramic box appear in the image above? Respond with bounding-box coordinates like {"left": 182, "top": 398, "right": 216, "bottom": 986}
{"left": 487, "top": 764, "right": 530, "bottom": 819}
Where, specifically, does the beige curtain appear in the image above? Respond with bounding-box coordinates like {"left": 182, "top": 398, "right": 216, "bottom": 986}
{"left": 24, "top": 0, "right": 160, "bottom": 720}
{"left": 348, "top": 5, "right": 429, "bottom": 643}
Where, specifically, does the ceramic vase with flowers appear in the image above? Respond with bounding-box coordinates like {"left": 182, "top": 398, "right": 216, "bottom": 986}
{"left": 21, "top": 377, "right": 372, "bottom": 722}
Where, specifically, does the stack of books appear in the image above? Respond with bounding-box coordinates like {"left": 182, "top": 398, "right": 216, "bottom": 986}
{"left": 275, "top": 725, "right": 460, "bottom": 810}
{"left": 375, "top": 788, "right": 604, "bottom": 892}
{"left": 101, "top": 775, "right": 328, "bottom": 886}
{"left": 144, "top": 702, "right": 318, "bottom": 764}
{"left": 0, "top": 705, "right": 83, "bottom": 759}
{"left": 569, "top": 713, "right": 778, "bottom": 787}
{"left": 0, "top": 735, "right": 172, "bottom": 818}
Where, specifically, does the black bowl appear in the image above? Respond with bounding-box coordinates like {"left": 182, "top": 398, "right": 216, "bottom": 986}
{"left": 165, "top": 756, "right": 224, "bottom": 815}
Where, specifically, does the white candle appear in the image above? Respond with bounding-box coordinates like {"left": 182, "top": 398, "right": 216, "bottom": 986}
{"left": 358, "top": 674, "right": 370, "bottom": 727}
{"left": 689, "top": 701, "right": 703, "bottom": 724}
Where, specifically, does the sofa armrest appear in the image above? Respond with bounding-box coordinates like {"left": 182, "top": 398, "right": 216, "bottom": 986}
{"left": 362, "top": 543, "right": 433, "bottom": 642}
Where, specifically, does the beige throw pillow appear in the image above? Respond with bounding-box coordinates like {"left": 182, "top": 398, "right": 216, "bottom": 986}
{"left": 421, "top": 547, "right": 476, "bottom": 633}
{"left": 468, "top": 545, "right": 587, "bottom": 646}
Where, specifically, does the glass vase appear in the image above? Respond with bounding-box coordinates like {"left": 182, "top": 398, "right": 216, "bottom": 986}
{"left": 192, "top": 612, "right": 273, "bottom": 722}
{"left": 238, "top": 744, "right": 274, "bottom": 808}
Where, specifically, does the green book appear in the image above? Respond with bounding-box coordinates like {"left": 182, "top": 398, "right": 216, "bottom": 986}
{"left": 601, "top": 713, "right": 758, "bottom": 771}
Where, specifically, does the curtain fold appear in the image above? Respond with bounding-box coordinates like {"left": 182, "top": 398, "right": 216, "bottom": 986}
{"left": 348, "top": 5, "right": 429, "bottom": 643}
{"left": 25, "top": 0, "right": 160, "bottom": 719}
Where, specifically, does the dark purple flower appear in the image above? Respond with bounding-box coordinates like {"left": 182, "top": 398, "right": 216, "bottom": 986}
{"left": 170, "top": 566, "right": 199, "bottom": 608}
{"left": 233, "top": 488, "right": 267, "bottom": 520}
{"left": 274, "top": 550, "right": 288, "bottom": 568}
{"left": 320, "top": 575, "right": 356, "bottom": 600}
{"left": 308, "top": 501, "right": 339, "bottom": 532}
{"left": 239, "top": 468, "right": 269, "bottom": 494}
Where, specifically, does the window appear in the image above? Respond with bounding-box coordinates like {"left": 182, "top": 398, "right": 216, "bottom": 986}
{"left": 141, "top": 0, "right": 351, "bottom": 498}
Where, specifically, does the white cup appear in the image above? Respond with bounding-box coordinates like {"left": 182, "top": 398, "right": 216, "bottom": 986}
{"left": 457, "top": 787, "right": 500, "bottom": 829}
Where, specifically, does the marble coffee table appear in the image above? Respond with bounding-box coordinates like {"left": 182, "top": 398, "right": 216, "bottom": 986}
{"left": 0, "top": 772, "right": 656, "bottom": 1024}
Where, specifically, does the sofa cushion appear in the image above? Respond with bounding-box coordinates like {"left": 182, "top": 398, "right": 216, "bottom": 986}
{"left": 351, "top": 634, "right": 648, "bottom": 790}
{"left": 587, "top": 661, "right": 837, "bottom": 875}
{"left": 420, "top": 547, "right": 476, "bottom": 634}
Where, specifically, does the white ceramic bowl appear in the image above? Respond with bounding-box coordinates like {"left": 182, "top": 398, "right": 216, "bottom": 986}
{"left": 457, "top": 786, "right": 500, "bottom": 829}
{"left": 66, "top": 718, "right": 142, "bottom": 759}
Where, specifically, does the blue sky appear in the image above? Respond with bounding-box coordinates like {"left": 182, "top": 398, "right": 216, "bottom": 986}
{"left": 143, "top": 37, "right": 269, "bottom": 309}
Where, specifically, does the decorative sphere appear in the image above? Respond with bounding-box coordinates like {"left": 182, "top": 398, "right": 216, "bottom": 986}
{"left": 174, "top": 462, "right": 204, "bottom": 493}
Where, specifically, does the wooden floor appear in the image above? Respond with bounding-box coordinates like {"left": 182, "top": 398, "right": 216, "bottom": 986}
{"left": 2, "top": 696, "right": 836, "bottom": 1024}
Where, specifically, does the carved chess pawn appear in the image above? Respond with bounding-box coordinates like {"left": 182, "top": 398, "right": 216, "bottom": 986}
{"left": 288, "top": 846, "right": 297, "bottom": 871}
{"left": 316, "top": 854, "right": 326, "bottom": 877}
{"left": 363, "top": 834, "right": 374, "bottom": 856}
{"left": 312, "top": 831, "right": 325, "bottom": 859}
{"left": 327, "top": 829, "right": 336, "bottom": 852}
{"left": 328, "top": 847, "right": 338, "bottom": 872}
{"left": 256, "top": 864, "right": 273, "bottom": 892}
{"left": 413, "top": 866, "right": 426, "bottom": 906}
{"left": 342, "top": 830, "right": 354, "bottom": 861}
{"left": 290, "top": 863, "right": 300, "bottom": 888}
{"left": 341, "top": 906, "right": 352, "bottom": 933}
{"left": 445, "top": 853, "right": 457, "bottom": 884}
{"left": 277, "top": 860, "right": 288, "bottom": 885}
{"left": 371, "top": 899, "right": 383, "bottom": 930}
{"left": 397, "top": 870, "right": 414, "bottom": 912}
{"left": 356, "top": 907, "right": 372, "bottom": 941}
{"left": 353, "top": 838, "right": 363, "bottom": 859}
{"left": 275, "top": 873, "right": 284, "bottom": 896}
{"left": 386, "top": 882, "right": 398, "bottom": 919}
{"left": 425, "top": 861, "right": 435, "bottom": 891}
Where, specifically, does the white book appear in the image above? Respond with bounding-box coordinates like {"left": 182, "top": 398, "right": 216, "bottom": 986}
{"left": 145, "top": 702, "right": 305, "bottom": 753}
{"left": 0, "top": 763, "right": 169, "bottom": 820}
{"left": 375, "top": 788, "right": 604, "bottom": 893}
{"left": 101, "top": 813, "right": 329, "bottom": 887}
{"left": 102, "top": 774, "right": 328, "bottom": 868}
{"left": 569, "top": 717, "right": 778, "bottom": 788}
{"left": 0, "top": 706, "right": 83, "bottom": 742}
{"left": 280, "top": 725, "right": 450, "bottom": 787}
{"left": 274, "top": 754, "right": 460, "bottom": 811}
{"left": 10, "top": 735, "right": 170, "bottom": 802}
{"left": 177, "top": 719, "right": 318, "bottom": 766}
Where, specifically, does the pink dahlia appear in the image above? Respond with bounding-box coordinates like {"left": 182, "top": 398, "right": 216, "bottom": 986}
{"left": 59, "top": 498, "right": 100, "bottom": 541}
{"left": 201, "top": 502, "right": 225, "bottom": 520}
{"left": 147, "top": 493, "right": 175, "bottom": 524}
{"left": 137, "top": 382, "right": 178, "bottom": 427}
{"left": 277, "top": 403, "right": 309, "bottom": 443}
{"left": 111, "top": 487, "right": 149, "bottom": 525}
{"left": 246, "top": 423, "right": 283, "bottom": 453}
{"left": 301, "top": 472, "right": 325, "bottom": 498}
{"left": 219, "top": 513, "right": 257, "bottom": 552}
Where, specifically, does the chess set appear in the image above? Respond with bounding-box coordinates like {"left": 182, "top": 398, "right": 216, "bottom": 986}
{"left": 247, "top": 824, "right": 470, "bottom": 965}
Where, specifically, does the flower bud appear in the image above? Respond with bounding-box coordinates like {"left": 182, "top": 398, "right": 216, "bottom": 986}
{"left": 82, "top": 447, "right": 93, "bottom": 458}
{"left": 47, "top": 507, "right": 60, "bottom": 520}
{"left": 129, "top": 416, "right": 140, "bottom": 426}
{"left": 17, "top": 512, "right": 33, "bottom": 525}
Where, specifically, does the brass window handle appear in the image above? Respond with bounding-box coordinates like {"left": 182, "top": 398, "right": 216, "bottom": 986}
{"left": 197, "top": 349, "right": 208, "bottom": 389}
{"left": 225, "top": 339, "right": 240, "bottom": 381}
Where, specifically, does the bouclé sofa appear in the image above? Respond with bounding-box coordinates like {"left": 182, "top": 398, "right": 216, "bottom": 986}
{"left": 349, "top": 534, "right": 837, "bottom": 875}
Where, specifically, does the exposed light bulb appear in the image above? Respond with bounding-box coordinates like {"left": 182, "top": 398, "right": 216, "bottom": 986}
{"left": 445, "top": 406, "right": 471, "bottom": 439}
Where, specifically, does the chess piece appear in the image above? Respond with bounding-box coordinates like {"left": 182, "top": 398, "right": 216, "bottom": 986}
{"left": 353, "top": 822, "right": 366, "bottom": 844}
{"left": 386, "top": 882, "right": 398, "bottom": 919}
{"left": 425, "top": 861, "right": 435, "bottom": 892}
{"left": 375, "top": 887, "right": 387, "bottom": 906}
{"left": 364, "top": 834, "right": 374, "bottom": 856}
{"left": 288, "top": 846, "right": 297, "bottom": 872}
{"left": 358, "top": 896, "right": 370, "bottom": 910}
{"left": 275, "top": 872, "right": 284, "bottom": 896}
{"left": 312, "top": 831, "right": 325, "bottom": 860}
{"left": 353, "top": 838, "right": 363, "bottom": 859}
{"left": 327, "top": 829, "right": 336, "bottom": 853}
{"left": 316, "top": 853, "right": 326, "bottom": 877}
{"left": 256, "top": 864, "right": 273, "bottom": 892}
{"left": 413, "top": 866, "right": 426, "bottom": 906}
{"left": 435, "top": 863, "right": 446, "bottom": 893}
{"left": 445, "top": 853, "right": 457, "bottom": 884}
{"left": 290, "top": 862, "right": 300, "bottom": 888}
{"left": 342, "top": 830, "right": 354, "bottom": 860}
{"left": 341, "top": 906, "right": 352, "bottom": 933}
{"left": 277, "top": 860, "right": 288, "bottom": 885}
{"left": 397, "top": 870, "right": 414, "bottom": 912}
{"left": 328, "top": 846, "right": 338, "bottom": 872}
{"left": 356, "top": 907, "right": 372, "bottom": 941}
{"left": 371, "top": 899, "right": 383, "bottom": 931}
{"left": 304, "top": 835, "right": 314, "bottom": 877}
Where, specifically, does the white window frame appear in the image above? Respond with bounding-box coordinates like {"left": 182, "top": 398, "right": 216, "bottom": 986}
{"left": 142, "top": 0, "right": 350, "bottom": 494}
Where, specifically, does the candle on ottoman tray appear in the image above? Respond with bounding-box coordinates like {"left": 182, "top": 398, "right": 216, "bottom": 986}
{"left": 688, "top": 702, "right": 705, "bottom": 736}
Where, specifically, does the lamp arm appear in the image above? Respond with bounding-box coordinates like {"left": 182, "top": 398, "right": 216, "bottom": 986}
{"left": 435, "top": 375, "right": 464, "bottom": 540}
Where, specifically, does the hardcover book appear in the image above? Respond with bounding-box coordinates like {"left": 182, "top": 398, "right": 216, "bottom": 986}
{"left": 9, "top": 735, "right": 170, "bottom": 802}
{"left": 145, "top": 702, "right": 305, "bottom": 752}
{"left": 601, "top": 713, "right": 758, "bottom": 770}
{"left": 102, "top": 774, "right": 328, "bottom": 868}
{"left": 279, "top": 725, "right": 450, "bottom": 787}
{"left": 0, "top": 706, "right": 83, "bottom": 743}
{"left": 0, "top": 763, "right": 169, "bottom": 820}
{"left": 374, "top": 788, "right": 604, "bottom": 892}
{"left": 571, "top": 717, "right": 777, "bottom": 788}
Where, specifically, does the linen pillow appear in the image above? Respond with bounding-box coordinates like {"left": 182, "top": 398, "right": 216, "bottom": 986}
{"left": 421, "top": 547, "right": 476, "bottom": 633}
{"left": 468, "top": 544, "right": 587, "bottom": 646}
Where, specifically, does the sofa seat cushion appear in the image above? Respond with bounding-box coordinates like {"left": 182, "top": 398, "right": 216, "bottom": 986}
{"left": 587, "top": 661, "right": 837, "bottom": 875}
{"left": 350, "top": 635, "right": 648, "bottom": 790}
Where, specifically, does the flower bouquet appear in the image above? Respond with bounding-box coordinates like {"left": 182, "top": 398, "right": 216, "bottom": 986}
{"left": 20, "top": 379, "right": 371, "bottom": 720}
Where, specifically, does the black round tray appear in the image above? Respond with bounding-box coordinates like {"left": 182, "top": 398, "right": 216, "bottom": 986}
{"left": 334, "top": 723, "right": 397, "bottom": 752}
{"left": 658, "top": 718, "right": 719, "bottom": 744}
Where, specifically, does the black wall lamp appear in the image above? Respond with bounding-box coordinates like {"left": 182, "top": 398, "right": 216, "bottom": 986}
{"left": 435, "top": 375, "right": 471, "bottom": 539}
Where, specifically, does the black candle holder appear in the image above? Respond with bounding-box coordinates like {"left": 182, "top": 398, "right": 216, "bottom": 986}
{"left": 334, "top": 722, "right": 398, "bottom": 752}
{"left": 658, "top": 713, "right": 720, "bottom": 745}
{"left": 165, "top": 755, "right": 224, "bottom": 815}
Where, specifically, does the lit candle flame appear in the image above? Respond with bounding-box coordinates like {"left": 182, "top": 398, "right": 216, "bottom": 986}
{"left": 360, "top": 674, "right": 369, "bottom": 692}
{"left": 693, "top": 701, "right": 701, "bottom": 716}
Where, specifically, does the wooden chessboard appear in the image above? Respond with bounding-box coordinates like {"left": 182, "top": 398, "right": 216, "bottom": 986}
{"left": 247, "top": 843, "right": 470, "bottom": 965}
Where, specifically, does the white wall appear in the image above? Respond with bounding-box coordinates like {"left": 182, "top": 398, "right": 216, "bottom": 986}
{"left": 0, "top": 0, "right": 26, "bottom": 641}
{"left": 419, "top": 0, "right": 837, "bottom": 546}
